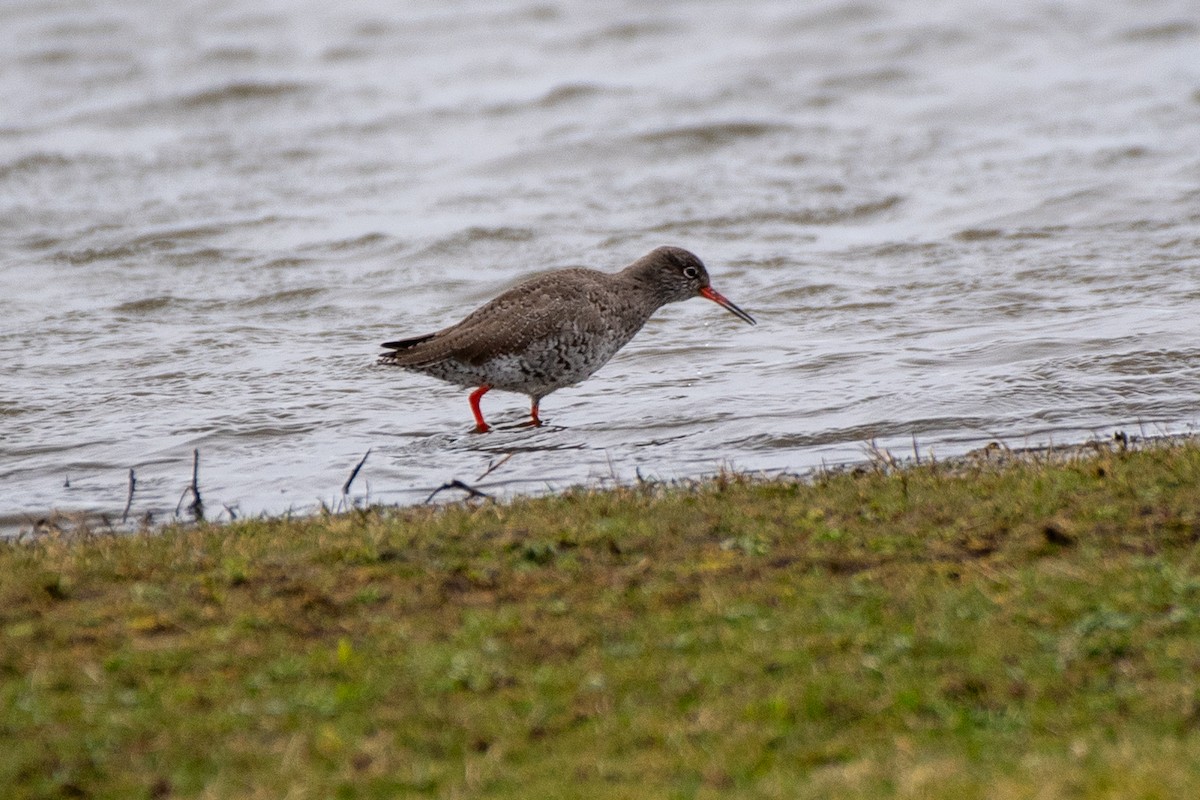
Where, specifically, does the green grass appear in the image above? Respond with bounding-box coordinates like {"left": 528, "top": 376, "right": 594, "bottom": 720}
{"left": 4, "top": 441, "right": 1200, "bottom": 799}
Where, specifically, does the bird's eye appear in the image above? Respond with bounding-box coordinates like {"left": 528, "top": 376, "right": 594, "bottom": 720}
{"left": 683, "top": 266, "right": 699, "bottom": 279}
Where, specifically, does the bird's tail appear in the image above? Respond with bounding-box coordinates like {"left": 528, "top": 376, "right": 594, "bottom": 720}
{"left": 378, "top": 333, "right": 437, "bottom": 366}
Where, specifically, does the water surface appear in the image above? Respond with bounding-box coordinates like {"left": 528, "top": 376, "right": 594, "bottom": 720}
{"left": 2, "top": 0, "right": 1198, "bottom": 529}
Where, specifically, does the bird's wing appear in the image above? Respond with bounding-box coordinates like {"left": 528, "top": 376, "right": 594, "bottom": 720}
{"left": 381, "top": 270, "right": 611, "bottom": 367}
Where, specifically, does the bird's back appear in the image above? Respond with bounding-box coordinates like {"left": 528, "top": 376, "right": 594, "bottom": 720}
{"left": 378, "top": 267, "right": 658, "bottom": 395}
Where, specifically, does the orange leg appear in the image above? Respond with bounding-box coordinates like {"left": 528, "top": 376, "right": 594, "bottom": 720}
{"left": 469, "top": 385, "right": 491, "bottom": 433}
{"left": 530, "top": 399, "right": 542, "bottom": 427}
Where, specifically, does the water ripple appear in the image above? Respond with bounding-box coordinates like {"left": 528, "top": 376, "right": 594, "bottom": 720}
{"left": 3, "top": 0, "right": 1198, "bottom": 530}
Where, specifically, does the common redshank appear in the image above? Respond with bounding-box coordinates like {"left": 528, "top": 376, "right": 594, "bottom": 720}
{"left": 378, "top": 246, "right": 755, "bottom": 432}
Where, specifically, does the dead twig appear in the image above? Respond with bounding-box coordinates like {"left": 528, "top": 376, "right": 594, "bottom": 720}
{"left": 190, "top": 448, "right": 203, "bottom": 520}
{"left": 175, "top": 487, "right": 190, "bottom": 517}
{"left": 425, "top": 479, "right": 490, "bottom": 504}
{"left": 121, "top": 468, "right": 136, "bottom": 524}
{"left": 342, "top": 448, "right": 371, "bottom": 495}
{"left": 175, "top": 449, "right": 205, "bottom": 521}
{"left": 476, "top": 452, "right": 514, "bottom": 481}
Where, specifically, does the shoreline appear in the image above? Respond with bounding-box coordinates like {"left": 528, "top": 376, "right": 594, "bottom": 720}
{"left": 8, "top": 428, "right": 1195, "bottom": 541}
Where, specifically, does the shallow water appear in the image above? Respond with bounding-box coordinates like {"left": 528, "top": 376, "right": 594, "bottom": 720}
{"left": 2, "top": 0, "right": 1198, "bottom": 530}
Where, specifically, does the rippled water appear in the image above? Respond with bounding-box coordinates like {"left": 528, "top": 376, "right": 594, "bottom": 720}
{"left": 2, "top": 0, "right": 1198, "bottom": 530}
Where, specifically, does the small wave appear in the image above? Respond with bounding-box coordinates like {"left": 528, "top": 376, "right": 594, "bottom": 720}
{"left": 19, "top": 234, "right": 65, "bottom": 251}
{"left": 322, "top": 45, "right": 371, "bottom": 63}
{"left": 199, "top": 46, "right": 261, "bottom": 65}
{"left": 633, "top": 121, "right": 791, "bottom": 149}
{"left": 46, "top": 222, "right": 270, "bottom": 267}
{"left": 647, "top": 196, "right": 903, "bottom": 234}
{"left": 234, "top": 287, "right": 326, "bottom": 310}
{"left": 0, "top": 400, "right": 33, "bottom": 418}
{"left": 113, "top": 296, "right": 179, "bottom": 314}
{"left": 781, "top": 2, "right": 884, "bottom": 32}
{"left": 1094, "top": 146, "right": 1151, "bottom": 166}
{"left": 1056, "top": 348, "right": 1200, "bottom": 377}
{"left": 1120, "top": 21, "right": 1197, "bottom": 42}
{"left": 216, "top": 421, "right": 321, "bottom": 440}
{"left": 43, "top": 18, "right": 123, "bottom": 37}
{"left": 0, "top": 153, "right": 77, "bottom": 180}
{"left": 1006, "top": 226, "right": 1067, "bottom": 239}
{"left": 416, "top": 226, "right": 537, "bottom": 258}
{"left": 768, "top": 283, "right": 842, "bottom": 301}
{"left": 261, "top": 256, "right": 317, "bottom": 270}
{"left": 126, "top": 224, "right": 227, "bottom": 247}
{"left": 20, "top": 47, "right": 86, "bottom": 65}
{"left": 538, "top": 82, "right": 608, "bottom": 107}
{"left": 574, "top": 20, "right": 675, "bottom": 47}
{"left": 55, "top": 238, "right": 243, "bottom": 267}
{"left": 54, "top": 245, "right": 137, "bottom": 265}
{"left": 791, "top": 196, "right": 904, "bottom": 223}
{"left": 304, "top": 232, "right": 398, "bottom": 254}
{"left": 736, "top": 416, "right": 996, "bottom": 453}
{"left": 820, "top": 68, "right": 911, "bottom": 90}
{"left": 174, "top": 81, "right": 312, "bottom": 111}
{"left": 857, "top": 241, "right": 942, "bottom": 258}
{"left": 477, "top": 121, "right": 788, "bottom": 173}
{"left": 953, "top": 226, "right": 1069, "bottom": 242}
{"left": 479, "top": 83, "right": 618, "bottom": 117}
{"left": 954, "top": 228, "right": 1004, "bottom": 242}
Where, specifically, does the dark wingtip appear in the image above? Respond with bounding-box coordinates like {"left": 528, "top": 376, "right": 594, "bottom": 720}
{"left": 381, "top": 333, "right": 436, "bottom": 351}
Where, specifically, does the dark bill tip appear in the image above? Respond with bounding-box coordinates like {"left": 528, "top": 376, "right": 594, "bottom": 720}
{"left": 700, "top": 286, "right": 756, "bottom": 325}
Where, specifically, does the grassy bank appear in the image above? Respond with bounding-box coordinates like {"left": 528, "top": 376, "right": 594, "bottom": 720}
{"left": 4, "top": 440, "right": 1200, "bottom": 799}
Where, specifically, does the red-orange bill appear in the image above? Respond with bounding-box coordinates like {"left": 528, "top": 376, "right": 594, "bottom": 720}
{"left": 700, "top": 286, "right": 756, "bottom": 325}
